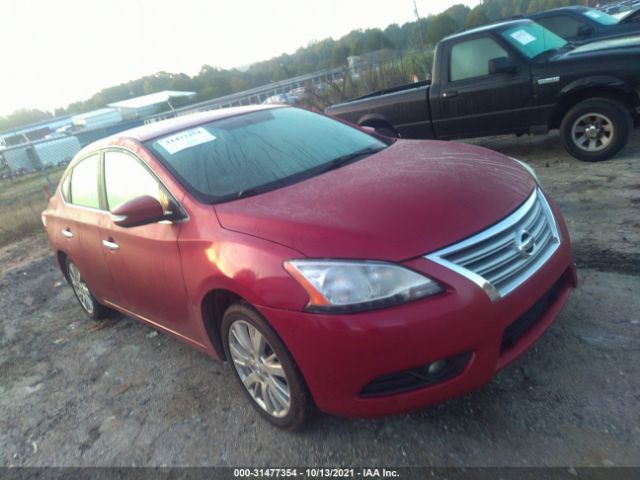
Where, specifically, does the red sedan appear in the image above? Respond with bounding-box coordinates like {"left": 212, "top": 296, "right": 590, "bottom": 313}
{"left": 42, "top": 106, "right": 576, "bottom": 429}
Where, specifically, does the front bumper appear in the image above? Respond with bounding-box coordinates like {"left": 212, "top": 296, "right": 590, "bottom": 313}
{"left": 258, "top": 202, "right": 576, "bottom": 418}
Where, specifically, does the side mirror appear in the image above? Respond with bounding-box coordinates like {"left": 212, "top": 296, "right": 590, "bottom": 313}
{"left": 488, "top": 57, "right": 518, "bottom": 75}
{"left": 577, "top": 24, "right": 594, "bottom": 38}
{"left": 111, "top": 195, "right": 166, "bottom": 228}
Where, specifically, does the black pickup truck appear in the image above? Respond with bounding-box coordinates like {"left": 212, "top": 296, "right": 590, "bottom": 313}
{"left": 325, "top": 19, "right": 640, "bottom": 161}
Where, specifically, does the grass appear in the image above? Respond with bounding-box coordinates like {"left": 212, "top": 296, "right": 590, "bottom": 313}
{"left": 0, "top": 166, "right": 66, "bottom": 247}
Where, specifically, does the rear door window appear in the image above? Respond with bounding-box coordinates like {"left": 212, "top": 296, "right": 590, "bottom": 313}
{"left": 70, "top": 154, "right": 100, "bottom": 209}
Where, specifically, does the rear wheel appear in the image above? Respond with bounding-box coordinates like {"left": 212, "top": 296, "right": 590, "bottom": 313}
{"left": 560, "top": 97, "right": 632, "bottom": 162}
{"left": 66, "top": 258, "right": 110, "bottom": 320}
{"left": 222, "top": 303, "right": 314, "bottom": 430}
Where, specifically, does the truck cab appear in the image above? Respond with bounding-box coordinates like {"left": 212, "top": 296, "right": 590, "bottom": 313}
{"left": 326, "top": 19, "right": 640, "bottom": 161}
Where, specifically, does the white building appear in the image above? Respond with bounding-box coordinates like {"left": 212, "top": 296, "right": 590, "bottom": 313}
{"left": 108, "top": 90, "right": 196, "bottom": 119}
{"left": 72, "top": 108, "right": 122, "bottom": 129}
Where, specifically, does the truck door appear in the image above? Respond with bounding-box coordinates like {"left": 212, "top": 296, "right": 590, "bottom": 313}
{"left": 430, "top": 34, "right": 532, "bottom": 139}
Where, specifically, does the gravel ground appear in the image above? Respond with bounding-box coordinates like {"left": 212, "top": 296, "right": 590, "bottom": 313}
{"left": 1, "top": 132, "right": 639, "bottom": 467}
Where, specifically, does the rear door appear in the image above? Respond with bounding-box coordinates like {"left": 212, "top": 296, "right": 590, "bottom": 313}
{"left": 62, "top": 153, "right": 118, "bottom": 303}
{"left": 430, "top": 34, "right": 532, "bottom": 139}
{"left": 99, "top": 148, "right": 191, "bottom": 336}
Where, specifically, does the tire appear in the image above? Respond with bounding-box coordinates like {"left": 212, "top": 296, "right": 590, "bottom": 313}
{"left": 222, "top": 303, "right": 314, "bottom": 430}
{"left": 559, "top": 97, "right": 632, "bottom": 162}
{"left": 65, "top": 258, "right": 110, "bottom": 321}
{"left": 374, "top": 126, "right": 398, "bottom": 138}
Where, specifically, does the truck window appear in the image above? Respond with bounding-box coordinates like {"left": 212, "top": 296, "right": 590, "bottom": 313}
{"left": 450, "top": 37, "right": 509, "bottom": 82}
{"left": 500, "top": 23, "right": 567, "bottom": 59}
{"left": 536, "top": 15, "right": 587, "bottom": 39}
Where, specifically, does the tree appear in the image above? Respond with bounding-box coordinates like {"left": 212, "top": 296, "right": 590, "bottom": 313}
{"left": 442, "top": 4, "right": 471, "bottom": 27}
{"left": 331, "top": 44, "right": 351, "bottom": 67}
{"left": 365, "top": 29, "right": 394, "bottom": 51}
{"left": 426, "top": 14, "right": 459, "bottom": 45}
{"left": 0, "top": 109, "right": 52, "bottom": 131}
{"left": 465, "top": 6, "right": 491, "bottom": 27}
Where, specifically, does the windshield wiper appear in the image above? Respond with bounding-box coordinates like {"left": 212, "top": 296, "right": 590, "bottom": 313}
{"left": 234, "top": 145, "right": 386, "bottom": 200}
{"left": 319, "top": 146, "right": 387, "bottom": 174}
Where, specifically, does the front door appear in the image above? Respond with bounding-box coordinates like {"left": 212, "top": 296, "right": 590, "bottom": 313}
{"left": 99, "top": 149, "right": 192, "bottom": 337}
{"left": 431, "top": 34, "right": 532, "bottom": 139}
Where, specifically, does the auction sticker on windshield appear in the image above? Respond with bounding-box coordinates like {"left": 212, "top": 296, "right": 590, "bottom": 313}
{"left": 157, "top": 127, "right": 216, "bottom": 154}
{"left": 510, "top": 29, "right": 537, "bottom": 45}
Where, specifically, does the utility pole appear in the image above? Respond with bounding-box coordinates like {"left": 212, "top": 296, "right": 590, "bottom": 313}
{"left": 412, "top": 0, "right": 429, "bottom": 80}
{"left": 413, "top": 0, "right": 426, "bottom": 51}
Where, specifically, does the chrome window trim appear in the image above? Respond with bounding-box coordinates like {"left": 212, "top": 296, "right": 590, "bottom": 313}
{"left": 425, "top": 188, "right": 561, "bottom": 302}
{"left": 60, "top": 145, "right": 190, "bottom": 225}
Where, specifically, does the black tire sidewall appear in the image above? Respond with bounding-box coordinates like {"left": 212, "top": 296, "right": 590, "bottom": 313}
{"left": 221, "top": 303, "right": 313, "bottom": 430}
{"left": 560, "top": 98, "right": 631, "bottom": 162}
{"left": 375, "top": 127, "right": 397, "bottom": 138}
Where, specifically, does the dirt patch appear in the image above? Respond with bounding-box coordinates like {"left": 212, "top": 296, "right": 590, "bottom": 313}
{"left": 0, "top": 233, "right": 51, "bottom": 275}
{"left": 573, "top": 243, "right": 640, "bottom": 276}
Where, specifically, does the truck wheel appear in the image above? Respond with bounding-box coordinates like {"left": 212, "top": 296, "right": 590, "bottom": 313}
{"left": 560, "top": 97, "right": 632, "bottom": 162}
{"left": 374, "top": 126, "right": 398, "bottom": 138}
{"left": 222, "top": 303, "right": 314, "bottom": 430}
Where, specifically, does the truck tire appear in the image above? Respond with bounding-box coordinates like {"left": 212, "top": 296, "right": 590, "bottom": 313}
{"left": 374, "top": 126, "right": 398, "bottom": 138}
{"left": 560, "top": 97, "right": 632, "bottom": 162}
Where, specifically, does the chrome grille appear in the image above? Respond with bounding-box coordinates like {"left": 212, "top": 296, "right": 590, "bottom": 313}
{"left": 426, "top": 188, "right": 560, "bottom": 302}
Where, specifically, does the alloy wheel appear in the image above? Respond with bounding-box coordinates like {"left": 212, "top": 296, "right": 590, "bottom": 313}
{"left": 228, "top": 320, "right": 291, "bottom": 418}
{"left": 68, "top": 262, "right": 94, "bottom": 315}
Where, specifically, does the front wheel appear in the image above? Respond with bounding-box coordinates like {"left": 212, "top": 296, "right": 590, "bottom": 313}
{"left": 374, "top": 126, "right": 398, "bottom": 138}
{"left": 560, "top": 97, "right": 632, "bottom": 162}
{"left": 222, "top": 303, "right": 314, "bottom": 430}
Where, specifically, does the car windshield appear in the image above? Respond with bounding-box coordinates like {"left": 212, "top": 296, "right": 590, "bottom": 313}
{"left": 500, "top": 22, "right": 567, "bottom": 59}
{"left": 581, "top": 8, "right": 619, "bottom": 25}
{"left": 145, "top": 107, "right": 387, "bottom": 203}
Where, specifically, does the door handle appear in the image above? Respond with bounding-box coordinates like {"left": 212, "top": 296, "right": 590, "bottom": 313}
{"left": 62, "top": 228, "right": 74, "bottom": 239}
{"left": 102, "top": 239, "right": 120, "bottom": 250}
{"left": 442, "top": 90, "right": 458, "bottom": 98}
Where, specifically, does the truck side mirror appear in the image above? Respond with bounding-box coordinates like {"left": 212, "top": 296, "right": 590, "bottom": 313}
{"left": 488, "top": 57, "right": 518, "bottom": 75}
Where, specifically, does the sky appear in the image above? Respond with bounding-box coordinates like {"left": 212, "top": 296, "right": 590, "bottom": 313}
{"left": 1, "top": 0, "right": 480, "bottom": 116}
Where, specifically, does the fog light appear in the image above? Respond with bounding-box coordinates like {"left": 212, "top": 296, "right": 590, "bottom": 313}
{"left": 427, "top": 359, "right": 447, "bottom": 376}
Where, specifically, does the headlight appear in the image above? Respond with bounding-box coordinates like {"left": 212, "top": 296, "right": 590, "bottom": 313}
{"left": 511, "top": 157, "right": 541, "bottom": 185}
{"left": 284, "top": 260, "right": 443, "bottom": 313}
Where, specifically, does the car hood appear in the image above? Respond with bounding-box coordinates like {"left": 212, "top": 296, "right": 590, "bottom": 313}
{"left": 214, "top": 140, "right": 536, "bottom": 261}
{"left": 619, "top": 9, "right": 640, "bottom": 24}
{"left": 560, "top": 35, "right": 640, "bottom": 57}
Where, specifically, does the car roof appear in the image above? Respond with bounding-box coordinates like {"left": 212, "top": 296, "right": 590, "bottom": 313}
{"left": 75, "top": 104, "right": 285, "bottom": 158}
{"left": 121, "top": 104, "right": 284, "bottom": 142}
{"left": 529, "top": 6, "right": 590, "bottom": 17}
